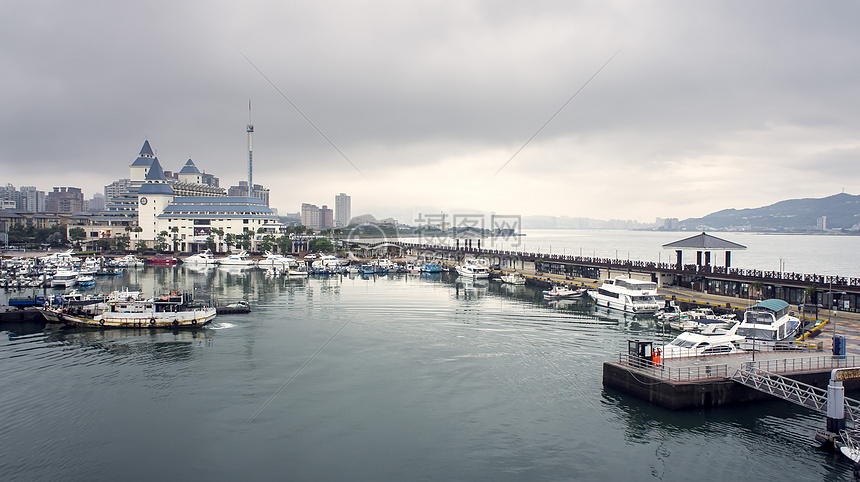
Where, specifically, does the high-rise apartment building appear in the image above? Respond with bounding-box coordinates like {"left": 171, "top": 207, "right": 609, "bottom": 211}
{"left": 301, "top": 203, "right": 320, "bottom": 230}
{"left": 335, "top": 193, "right": 351, "bottom": 227}
{"left": 320, "top": 205, "right": 333, "bottom": 229}
{"left": 104, "top": 179, "right": 131, "bottom": 199}
{"left": 45, "top": 187, "right": 84, "bottom": 213}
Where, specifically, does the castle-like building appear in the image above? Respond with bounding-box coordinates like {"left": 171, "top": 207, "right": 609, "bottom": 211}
{"left": 76, "top": 140, "right": 280, "bottom": 252}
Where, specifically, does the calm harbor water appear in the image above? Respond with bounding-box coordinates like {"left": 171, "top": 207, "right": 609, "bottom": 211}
{"left": 1, "top": 261, "right": 857, "bottom": 480}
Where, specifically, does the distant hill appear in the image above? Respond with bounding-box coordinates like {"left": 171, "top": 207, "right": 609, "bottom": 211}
{"left": 679, "top": 193, "right": 860, "bottom": 231}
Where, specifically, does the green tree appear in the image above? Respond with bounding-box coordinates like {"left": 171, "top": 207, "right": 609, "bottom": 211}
{"left": 113, "top": 234, "right": 130, "bottom": 252}
{"left": 95, "top": 238, "right": 112, "bottom": 252}
{"left": 238, "top": 231, "right": 252, "bottom": 251}
{"left": 205, "top": 235, "right": 216, "bottom": 252}
{"left": 155, "top": 230, "right": 169, "bottom": 253}
{"left": 68, "top": 227, "right": 86, "bottom": 248}
{"left": 276, "top": 235, "right": 291, "bottom": 254}
{"left": 260, "top": 234, "right": 276, "bottom": 253}
{"left": 224, "top": 233, "right": 236, "bottom": 252}
{"left": 211, "top": 227, "right": 224, "bottom": 252}
{"left": 170, "top": 226, "right": 180, "bottom": 252}
{"left": 136, "top": 240, "right": 148, "bottom": 252}
{"left": 308, "top": 238, "right": 334, "bottom": 253}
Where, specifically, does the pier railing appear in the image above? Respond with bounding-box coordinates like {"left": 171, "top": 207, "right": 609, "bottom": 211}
{"left": 748, "top": 355, "right": 859, "bottom": 375}
{"left": 618, "top": 354, "right": 729, "bottom": 382}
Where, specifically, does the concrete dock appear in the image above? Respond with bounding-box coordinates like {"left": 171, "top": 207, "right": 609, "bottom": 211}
{"left": 603, "top": 350, "right": 860, "bottom": 410}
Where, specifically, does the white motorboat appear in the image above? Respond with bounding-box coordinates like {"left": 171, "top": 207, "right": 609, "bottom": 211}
{"left": 217, "top": 250, "right": 255, "bottom": 267}
{"left": 52, "top": 269, "right": 78, "bottom": 288}
{"left": 501, "top": 272, "right": 526, "bottom": 285}
{"left": 736, "top": 299, "right": 801, "bottom": 350}
{"left": 184, "top": 249, "right": 219, "bottom": 265}
{"left": 114, "top": 254, "right": 145, "bottom": 268}
{"left": 76, "top": 274, "right": 95, "bottom": 287}
{"left": 587, "top": 277, "right": 662, "bottom": 314}
{"left": 662, "top": 322, "right": 745, "bottom": 358}
{"left": 542, "top": 285, "right": 585, "bottom": 298}
{"left": 456, "top": 259, "right": 489, "bottom": 279}
{"left": 257, "top": 251, "right": 295, "bottom": 268}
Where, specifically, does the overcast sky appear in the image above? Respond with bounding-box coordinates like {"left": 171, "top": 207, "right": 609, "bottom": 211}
{"left": 2, "top": 1, "right": 858, "bottom": 223}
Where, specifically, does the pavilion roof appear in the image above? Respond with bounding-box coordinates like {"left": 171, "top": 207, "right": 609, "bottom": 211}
{"left": 662, "top": 232, "right": 747, "bottom": 250}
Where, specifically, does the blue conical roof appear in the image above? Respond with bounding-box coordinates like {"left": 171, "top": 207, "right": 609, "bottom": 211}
{"left": 178, "top": 159, "right": 201, "bottom": 174}
{"left": 140, "top": 140, "right": 154, "bottom": 156}
{"left": 131, "top": 140, "right": 155, "bottom": 167}
{"left": 138, "top": 158, "right": 175, "bottom": 195}
{"left": 145, "top": 158, "right": 167, "bottom": 181}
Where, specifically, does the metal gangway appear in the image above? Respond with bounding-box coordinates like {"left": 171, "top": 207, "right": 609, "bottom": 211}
{"left": 731, "top": 363, "right": 860, "bottom": 457}
{"left": 731, "top": 363, "right": 860, "bottom": 423}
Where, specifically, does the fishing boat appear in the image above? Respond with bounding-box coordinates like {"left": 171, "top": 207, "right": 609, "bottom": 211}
{"left": 542, "top": 285, "right": 586, "bottom": 299}
{"left": 45, "top": 290, "right": 216, "bottom": 328}
{"left": 587, "top": 277, "right": 662, "bottom": 314}
{"left": 736, "top": 299, "right": 801, "bottom": 350}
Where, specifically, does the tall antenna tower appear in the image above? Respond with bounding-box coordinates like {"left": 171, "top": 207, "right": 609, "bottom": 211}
{"left": 247, "top": 101, "right": 254, "bottom": 198}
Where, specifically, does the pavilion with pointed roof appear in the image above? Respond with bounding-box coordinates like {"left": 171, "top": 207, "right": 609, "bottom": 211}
{"left": 662, "top": 232, "right": 746, "bottom": 268}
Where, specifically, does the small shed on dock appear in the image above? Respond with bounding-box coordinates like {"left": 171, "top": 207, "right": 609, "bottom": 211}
{"left": 663, "top": 232, "right": 746, "bottom": 268}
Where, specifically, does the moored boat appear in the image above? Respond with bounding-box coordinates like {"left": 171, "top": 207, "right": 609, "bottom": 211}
{"left": 146, "top": 256, "right": 180, "bottom": 266}
{"left": 542, "top": 285, "right": 586, "bottom": 298}
{"left": 501, "top": 272, "right": 526, "bottom": 285}
{"left": 736, "top": 299, "right": 801, "bottom": 350}
{"left": 662, "top": 322, "right": 745, "bottom": 358}
{"left": 456, "top": 259, "right": 489, "bottom": 279}
{"left": 217, "top": 250, "right": 255, "bottom": 267}
{"left": 51, "top": 269, "right": 78, "bottom": 288}
{"left": 44, "top": 290, "right": 215, "bottom": 328}
{"left": 587, "top": 277, "right": 662, "bottom": 314}
{"left": 183, "top": 249, "right": 219, "bottom": 265}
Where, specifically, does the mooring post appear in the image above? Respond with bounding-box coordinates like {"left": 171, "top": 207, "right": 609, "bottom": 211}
{"left": 827, "top": 369, "right": 846, "bottom": 433}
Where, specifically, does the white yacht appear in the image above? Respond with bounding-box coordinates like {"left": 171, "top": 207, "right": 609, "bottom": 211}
{"left": 588, "top": 277, "right": 662, "bottom": 314}
{"left": 184, "top": 249, "right": 219, "bottom": 265}
{"left": 736, "top": 299, "right": 801, "bottom": 350}
{"left": 257, "top": 251, "right": 294, "bottom": 268}
{"left": 501, "top": 272, "right": 526, "bottom": 285}
{"left": 114, "top": 254, "right": 145, "bottom": 268}
{"left": 52, "top": 269, "right": 79, "bottom": 288}
{"left": 217, "top": 250, "right": 255, "bottom": 267}
{"left": 456, "top": 259, "right": 489, "bottom": 279}
{"left": 662, "top": 322, "right": 745, "bottom": 358}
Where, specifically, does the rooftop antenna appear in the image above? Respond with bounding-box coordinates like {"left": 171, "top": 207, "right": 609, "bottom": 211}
{"left": 247, "top": 100, "right": 254, "bottom": 198}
